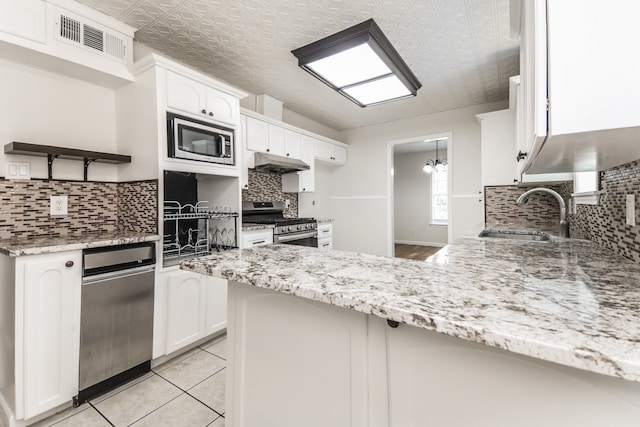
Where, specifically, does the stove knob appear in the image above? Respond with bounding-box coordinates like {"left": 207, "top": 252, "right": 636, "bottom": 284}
{"left": 287, "top": 226, "right": 292, "bottom": 232}
{"left": 296, "top": 225, "right": 302, "bottom": 231}
{"left": 305, "top": 224, "right": 310, "bottom": 229}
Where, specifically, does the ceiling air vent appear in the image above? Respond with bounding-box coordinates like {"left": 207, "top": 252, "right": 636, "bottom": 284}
{"left": 83, "top": 24, "right": 103, "bottom": 52}
{"left": 54, "top": 11, "right": 129, "bottom": 63}
{"left": 59, "top": 14, "right": 81, "bottom": 44}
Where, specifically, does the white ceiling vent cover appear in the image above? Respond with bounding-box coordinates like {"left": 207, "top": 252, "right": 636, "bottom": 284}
{"left": 55, "top": 10, "right": 128, "bottom": 63}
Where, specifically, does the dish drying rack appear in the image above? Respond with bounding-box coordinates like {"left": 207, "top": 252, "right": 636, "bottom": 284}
{"left": 163, "top": 201, "right": 238, "bottom": 267}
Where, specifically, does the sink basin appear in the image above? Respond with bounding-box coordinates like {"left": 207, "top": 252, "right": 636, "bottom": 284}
{"left": 478, "top": 229, "right": 551, "bottom": 242}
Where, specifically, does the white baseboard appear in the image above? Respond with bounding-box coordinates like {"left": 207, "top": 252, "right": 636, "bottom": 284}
{"left": 394, "top": 240, "right": 446, "bottom": 247}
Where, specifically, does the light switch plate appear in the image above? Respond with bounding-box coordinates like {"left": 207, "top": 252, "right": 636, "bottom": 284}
{"left": 626, "top": 194, "right": 635, "bottom": 226}
{"left": 5, "top": 162, "right": 31, "bottom": 180}
{"left": 50, "top": 195, "right": 68, "bottom": 216}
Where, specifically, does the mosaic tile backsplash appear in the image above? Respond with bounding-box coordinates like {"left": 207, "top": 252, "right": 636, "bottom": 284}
{"left": 484, "top": 182, "right": 573, "bottom": 235}
{"left": 569, "top": 159, "right": 640, "bottom": 263}
{"left": 0, "top": 179, "right": 157, "bottom": 239}
{"left": 242, "top": 170, "right": 298, "bottom": 217}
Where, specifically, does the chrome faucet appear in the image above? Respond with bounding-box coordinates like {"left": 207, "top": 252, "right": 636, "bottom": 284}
{"left": 516, "top": 187, "right": 569, "bottom": 238}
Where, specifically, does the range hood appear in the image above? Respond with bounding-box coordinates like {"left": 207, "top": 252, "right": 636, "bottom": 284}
{"left": 253, "top": 152, "right": 310, "bottom": 174}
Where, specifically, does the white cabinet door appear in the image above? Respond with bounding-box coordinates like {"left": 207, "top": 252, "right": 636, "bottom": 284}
{"left": 227, "top": 282, "right": 368, "bottom": 427}
{"left": 282, "top": 134, "right": 315, "bottom": 193}
{"left": 17, "top": 251, "right": 81, "bottom": 420}
{"left": 204, "top": 86, "right": 239, "bottom": 126}
{"left": 267, "top": 124, "right": 285, "bottom": 156}
{"left": 166, "top": 71, "right": 239, "bottom": 126}
{"left": 332, "top": 144, "right": 347, "bottom": 165}
{"left": 284, "top": 129, "right": 301, "bottom": 159}
{"left": 0, "top": 0, "right": 46, "bottom": 43}
{"left": 479, "top": 109, "right": 517, "bottom": 186}
{"left": 245, "top": 116, "right": 269, "bottom": 152}
{"left": 165, "top": 270, "right": 207, "bottom": 354}
{"left": 205, "top": 277, "right": 227, "bottom": 336}
{"left": 314, "top": 139, "right": 347, "bottom": 165}
{"left": 166, "top": 71, "right": 206, "bottom": 117}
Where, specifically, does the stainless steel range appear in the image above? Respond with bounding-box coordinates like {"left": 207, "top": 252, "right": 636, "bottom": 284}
{"left": 242, "top": 201, "right": 317, "bottom": 247}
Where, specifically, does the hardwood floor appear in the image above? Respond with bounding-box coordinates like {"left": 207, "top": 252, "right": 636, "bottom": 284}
{"left": 394, "top": 244, "right": 442, "bottom": 261}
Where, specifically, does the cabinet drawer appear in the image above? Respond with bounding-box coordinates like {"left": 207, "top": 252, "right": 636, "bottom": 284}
{"left": 241, "top": 229, "right": 273, "bottom": 248}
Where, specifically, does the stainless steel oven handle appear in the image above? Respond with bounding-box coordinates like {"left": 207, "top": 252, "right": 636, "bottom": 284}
{"left": 275, "top": 230, "right": 318, "bottom": 243}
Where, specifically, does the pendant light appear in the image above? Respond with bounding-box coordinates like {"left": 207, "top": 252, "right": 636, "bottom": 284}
{"left": 423, "top": 140, "right": 447, "bottom": 174}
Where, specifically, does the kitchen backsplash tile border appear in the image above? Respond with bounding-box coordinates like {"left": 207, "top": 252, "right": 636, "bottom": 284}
{"left": 242, "top": 170, "right": 298, "bottom": 217}
{"left": 484, "top": 182, "right": 573, "bottom": 235}
{"left": 0, "top": 178, "right": 157, "bottom": 239}
{"left": 569, "top": 159, "right": 640, "bottom": 263}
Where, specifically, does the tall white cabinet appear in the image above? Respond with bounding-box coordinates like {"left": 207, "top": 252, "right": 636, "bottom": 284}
{"left": 0, "top": 251, "right": 82, "bottom": 425}
{"left": 512, "top": 0, "right": 640, "bottom": 173}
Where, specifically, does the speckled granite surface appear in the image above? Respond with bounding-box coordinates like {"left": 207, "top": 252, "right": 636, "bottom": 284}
{"left": 0, "top": 232, "right": 160, "bottom": 256}
{"left": 182, "top": 235, "right": 640, "bottom": 382}
{"left": 316, "top": 218, "right": 334, "bottom": 223}
{"left": 241, "top": 224, "right": 275, "bottom": 231}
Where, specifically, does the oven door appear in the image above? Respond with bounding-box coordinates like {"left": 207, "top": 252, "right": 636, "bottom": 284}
{"left": 274, "top": 230, "right": 318, "bottom": 247}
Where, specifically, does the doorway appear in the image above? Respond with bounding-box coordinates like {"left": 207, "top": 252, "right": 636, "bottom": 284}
{"left": 387, "top": 132, "right": 452, "bottom": 258}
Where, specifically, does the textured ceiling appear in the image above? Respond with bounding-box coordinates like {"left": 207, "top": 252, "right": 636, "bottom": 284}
{"left": 76, "top": 0, "right": 519, "bottom": 131}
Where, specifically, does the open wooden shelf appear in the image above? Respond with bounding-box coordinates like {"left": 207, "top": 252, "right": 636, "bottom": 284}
{"left": 4, "top": 142, "right": 131, "bottom": 181}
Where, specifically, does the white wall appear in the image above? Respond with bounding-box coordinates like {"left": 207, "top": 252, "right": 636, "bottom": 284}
{"left": 394, "top": 149, "right": 448, "bottom": 246}
{"left": 327, "top": 101, "right": 507, "bottom": 256}
{"left": 0, "top": 59, "right": 119, "bottom": 181}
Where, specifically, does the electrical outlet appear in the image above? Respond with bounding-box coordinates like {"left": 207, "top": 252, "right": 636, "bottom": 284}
{"left": 284, "top": 199, "right": 290, "bottom": 209}
{"left": 626, "top": 194, "right": 636, "bottom": 226}
{"left": 50, "top": 195, "right": 68, "bottom": 216}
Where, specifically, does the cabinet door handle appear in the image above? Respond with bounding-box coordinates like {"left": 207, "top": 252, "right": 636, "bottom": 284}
{"left": 65, "top": 261, "right": 74, "bottom": 268}
{"left": 252, "top": 240, "right": 266, "bottom": 245}
{"left": 516, "top": 151, "right": 528, "bottom": 162}
{"left": 266, "top": 148, "right": 270, "bottom": 152}
{"left": 302, "top": 188, "right": 306, "bottom": 191}
{"left": 201, "top": 109, "right": 207, "bottom": 115}
{"left": 209, "top": 112, "right": 214, "bottom": 116}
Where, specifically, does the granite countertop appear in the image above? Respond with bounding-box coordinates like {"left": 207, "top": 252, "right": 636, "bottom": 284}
{"left": 182, "top": 233, "right": 640, "bottom": 382}
{"left": 0, "top": 232, "right": 160, "bottom": 256}
{"left": 241, "top": 224, "right": 275, "bottom": 232}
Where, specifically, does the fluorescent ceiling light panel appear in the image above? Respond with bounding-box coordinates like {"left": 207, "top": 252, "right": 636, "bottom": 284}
{"left": 292, "top": 19, "right": 421, "bottom": 107}
{"left": 306, "top": 43, "right": 391, "bottom": 88}
{"left": 342, "top": 75, "right": 412, "bottom": 105}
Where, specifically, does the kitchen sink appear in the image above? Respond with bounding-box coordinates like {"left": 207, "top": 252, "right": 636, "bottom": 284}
{"left": 478, "top": 229, "right": 551, "bottom": 242}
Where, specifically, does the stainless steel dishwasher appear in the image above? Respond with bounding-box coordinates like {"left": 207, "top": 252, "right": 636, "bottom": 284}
{"left": 75, "top": 241, "right": 156, "bottom": 405}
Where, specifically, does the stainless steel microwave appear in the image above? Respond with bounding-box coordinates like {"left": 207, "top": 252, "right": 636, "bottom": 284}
{"left": 167, "top": 113, "right": 234, "bottom": 165}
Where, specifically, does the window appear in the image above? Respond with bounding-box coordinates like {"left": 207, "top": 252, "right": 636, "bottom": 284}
{"left": 573, "top": 171, "right": 599, "bottom": 205}
{"left": 431, "top": 169, "right": 448, "bottom": 225}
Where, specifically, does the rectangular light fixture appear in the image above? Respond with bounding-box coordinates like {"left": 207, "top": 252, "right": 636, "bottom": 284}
{"left": 291, "top": 19, "right": 422, "bottom": 107}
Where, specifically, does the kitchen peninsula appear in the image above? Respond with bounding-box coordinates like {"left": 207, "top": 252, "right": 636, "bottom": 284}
{"left": 182, "top": 235, "right": 640, "bottom": 426}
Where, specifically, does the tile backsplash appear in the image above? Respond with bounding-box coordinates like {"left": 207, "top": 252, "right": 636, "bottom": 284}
{"left": 0, "top": 178, "right": 157, "bottom": 239}
{"left": 484, "top": 182, "right": 573, "bottom": 235}
{"left": 242, "top": 170, "right": 298, "bottom": 217}
{"left": 569, "top": 159, "right": 640, "bottom": 263}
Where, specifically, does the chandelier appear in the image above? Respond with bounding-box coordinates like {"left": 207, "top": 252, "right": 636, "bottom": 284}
{"left": 422, "top": 139, "right": 447, "bottom": 173}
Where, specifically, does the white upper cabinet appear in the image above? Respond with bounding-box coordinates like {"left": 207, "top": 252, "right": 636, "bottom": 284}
{"left": 282, "top": 134, "right": 315, "bottom": 193}
{"left": 267, "top": 123, "right": 286, "bottom": 156}
{"left": 513, "top": 0, "right": 640, "bottom": 173}
{"left": 0, "top": 0, "right": 46, "bottom": 43}
{"left": 245, "top": 116, "right": 269, "bottom": 152}
{"left": 284, "top": 129, "right": 301, "bottom": 159}
{"left": 314, "top": 139, "right": 347, "bottom": 166}
{"left": 166, "top": 70, "right": 239, "bottom": 126}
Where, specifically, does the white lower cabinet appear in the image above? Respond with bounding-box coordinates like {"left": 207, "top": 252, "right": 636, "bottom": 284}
{"left": 226, "top": 284, "right": 640, "bottom": 427}
{"left": 317, "top": 223, "right": 333, "bottom": 249}
{"left": 164, "top": 270, "right": 207, "bottom": 355}
{"left": 241, "top": 228, "right": 273, "bottom": 248}
{"left": 0, "top": 251, "right": 82, "bottom": 425}
{"left": 155, "top": 268, "right": 227, "bottom": 358}
{"left": 227, "top": 282, "right": 368, "bottom": 427}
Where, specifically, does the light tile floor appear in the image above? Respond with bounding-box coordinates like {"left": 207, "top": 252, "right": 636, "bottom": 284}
{"left": 32, "top": 335, "right": 227, "bottom": 427}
